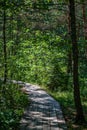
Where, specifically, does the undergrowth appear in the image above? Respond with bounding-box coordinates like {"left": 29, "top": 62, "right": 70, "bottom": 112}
{"left": 0, "top": 80, "right": 29, "bottom": 130}
{"left": 45, "top": 88, "right": 87, "bottom": 130}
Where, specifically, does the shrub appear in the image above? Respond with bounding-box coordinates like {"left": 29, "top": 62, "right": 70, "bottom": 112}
{"left": 0, "top": 83, "right": 29, "bottom": 130}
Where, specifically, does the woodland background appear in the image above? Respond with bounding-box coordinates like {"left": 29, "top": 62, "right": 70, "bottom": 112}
{"left": 0, "top": 0, "right": 87, "bottom": 129}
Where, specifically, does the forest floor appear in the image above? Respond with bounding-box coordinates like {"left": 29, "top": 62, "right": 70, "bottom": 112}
{"left": 19, "top": 82, "right": 67, "bottom": 130}
{"left": 47, "top": 91, "right": 87, "bottom": 130}
{"left": 3, "top": 79, "right": 87, "bottom": 129}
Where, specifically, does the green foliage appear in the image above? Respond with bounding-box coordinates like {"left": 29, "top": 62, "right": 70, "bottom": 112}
{"left": 0, "top": 0, "right": 87, "bottom": 128}
{"left": 47, "top": 89, "right": 87, "bottom": 130}
{"left": 9, "top": 31, "right": 68, "bottom": 91}
{"left": 32, "top": 0, "right": 53, "bottom": 9}
{"left": 0, "top": 82, "right": 29, "bottom": 130}
{"left": 47, "top": 62, "right": 68, "bottom": 91}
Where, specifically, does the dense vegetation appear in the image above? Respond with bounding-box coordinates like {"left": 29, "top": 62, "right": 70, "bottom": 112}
{"left": 0, "top": 0, "right": 87, "bottom": 129}
{"left": 0, "top": 80, "right": 28, "bottom": 130}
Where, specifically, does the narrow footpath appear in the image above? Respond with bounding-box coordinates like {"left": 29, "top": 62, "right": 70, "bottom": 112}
{"left": 19, "top": 82, "right": 67, "bottom": 130}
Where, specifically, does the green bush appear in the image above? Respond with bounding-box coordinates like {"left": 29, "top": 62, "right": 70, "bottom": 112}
{"left": 0, "top": 83, "right": 29, "bottom": 130}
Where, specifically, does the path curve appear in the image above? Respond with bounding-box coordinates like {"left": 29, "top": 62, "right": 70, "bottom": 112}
{"left": 19, "top": 82, "right": 67, "bottom": 130}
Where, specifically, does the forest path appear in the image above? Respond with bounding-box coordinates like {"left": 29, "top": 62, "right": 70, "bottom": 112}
{"left": 18, "top": 82, "right": 67, "bottom": 130}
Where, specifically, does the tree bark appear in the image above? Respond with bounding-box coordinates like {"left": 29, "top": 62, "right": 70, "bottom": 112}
{"left": 67, "top": 12, "right": 72, "bottom": 75}
{"left": 69, "top": 0, "right": 85, "bottom": 122}
{"left": 82, "top": 0, "right": 87, "bottom": 58}
{"left": 3, "top": 3, "right": 7, "bottom": 83}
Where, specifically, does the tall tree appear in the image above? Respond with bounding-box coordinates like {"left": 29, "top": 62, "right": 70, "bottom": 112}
{"left": 82, "top": 0, "right": 87, "bottom": 58}
{"left": 69, "top": 0, "right": 85, "bottom": 122}
{"left": 67, "top": 10, "right": 72, "bottom": 75}
{"left": 3, "top": 0, "right": 7, "bottom": 83}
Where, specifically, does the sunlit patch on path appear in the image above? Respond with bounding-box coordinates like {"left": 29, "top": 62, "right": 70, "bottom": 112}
{"left": 19, "top": 83, "right": 67, "bottom": 130}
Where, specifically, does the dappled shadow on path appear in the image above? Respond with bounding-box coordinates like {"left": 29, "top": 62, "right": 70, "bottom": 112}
{"left": 20, "top": 83, "right": 67, "bottom": 130}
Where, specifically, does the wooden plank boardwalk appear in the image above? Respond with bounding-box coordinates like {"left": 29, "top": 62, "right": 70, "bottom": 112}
{"left": 19, "top": 82, "right": 67, "bottom": 130}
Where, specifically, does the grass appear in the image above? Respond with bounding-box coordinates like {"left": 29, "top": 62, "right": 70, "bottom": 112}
{"left": 44, "top": 88, "right": 87, "bottom": 130}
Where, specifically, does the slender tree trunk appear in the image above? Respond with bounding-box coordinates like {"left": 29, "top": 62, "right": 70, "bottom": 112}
{"left": 77, "top": 22, "right": 80, "bottom": 40}
{"left": 82, "top": 0, "right": 87, "bottom": 58}
{"left": 67, "top": 12, "right": 72, "bottom": 75}
{"left": 10, "top": 13, "right": 14, "bottom": 55}
{"left": 3, "top": 5, "right": 7, "bottom": 83}
{"left": 67, "top": 52, "right": 72, "bottom": 74}
{"left": 16, "top": 15, "right": 20, "bottom": 45}
{"left": 69, "top": 0, "right": 85, "bottom": 122}
{"left": 14, "top": 15, "right": 20, "bottom": 55}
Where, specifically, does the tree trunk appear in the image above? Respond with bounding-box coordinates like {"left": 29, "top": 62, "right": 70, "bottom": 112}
{"left": 69, "top": 0, "right": 85, "bottom": 123}
{"left": 10, "top": 13, "right": 14, "bottom": 55}
{"left": 67, "top": 11, "right": 72, "bottom": 75}
{"left": 14, "top": 15, "right": 20, "bottom": 55}
{"left": 82, "top": 0, "right": 87, "bottom": 58}
{"left": 67, "top": 52, "right": 72, "bottom": 74}
{"left": 16, "top": 15, "right": 20, "bottom": 45}
{"left": 3, "top": 4, "right": 7, "bottom": 83}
